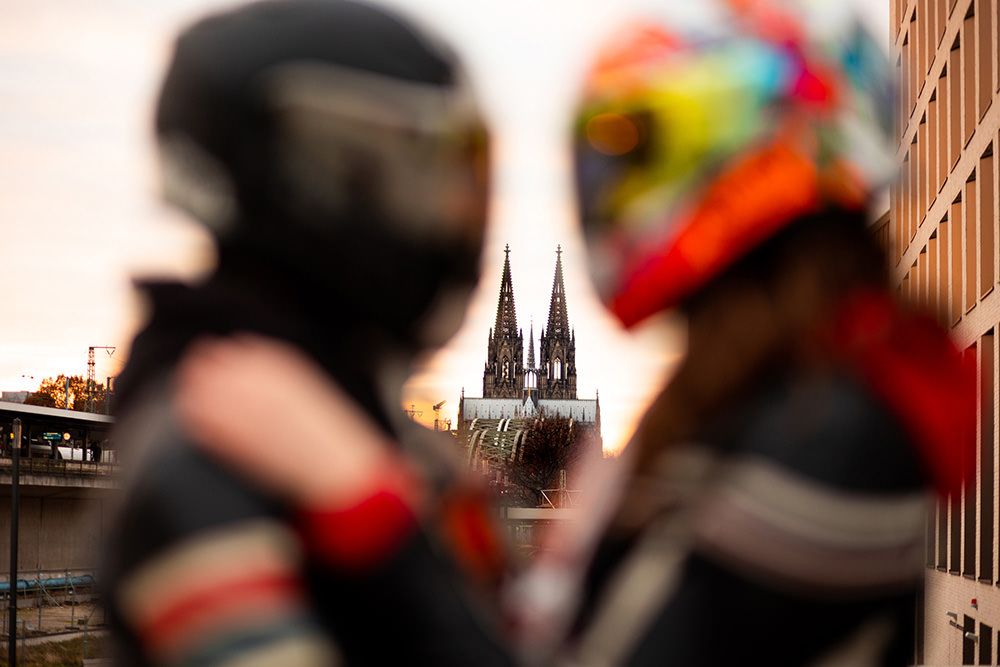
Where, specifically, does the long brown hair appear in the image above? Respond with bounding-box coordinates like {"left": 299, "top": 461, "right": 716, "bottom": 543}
{"left": 629, "top": 206, "right": 888, "bottom": 479}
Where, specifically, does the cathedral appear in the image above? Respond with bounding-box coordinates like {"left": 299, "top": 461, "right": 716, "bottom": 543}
{"left": 458, "top": 245, "right": 600, "bottom": 473}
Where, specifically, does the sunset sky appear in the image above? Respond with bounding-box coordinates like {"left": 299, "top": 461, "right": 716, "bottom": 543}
{"left": 0, "top": 0, "right": 887, "bottom": 454}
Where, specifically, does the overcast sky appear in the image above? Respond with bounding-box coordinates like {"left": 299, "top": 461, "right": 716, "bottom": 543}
{"left": 0, "top": 0, "right": 888, "bottom": 453}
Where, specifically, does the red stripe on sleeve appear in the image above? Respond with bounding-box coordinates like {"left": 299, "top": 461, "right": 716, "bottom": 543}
{"left": 296, "top": 464, "right": 421, "bottom": 571}
{"left": 139, "top": 572, "right": 303, "bottom": 652}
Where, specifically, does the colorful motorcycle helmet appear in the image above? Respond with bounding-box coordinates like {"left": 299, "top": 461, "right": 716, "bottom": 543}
{"left": 573, "top": 0, "right": 895, "bottom": 327}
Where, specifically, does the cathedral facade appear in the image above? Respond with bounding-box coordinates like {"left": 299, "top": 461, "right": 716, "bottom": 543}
{"left": 459, "top": 245, "right": 600, "bottom": 473}
{"left": 481, "top": 245, "right": 579, "bottom": 402}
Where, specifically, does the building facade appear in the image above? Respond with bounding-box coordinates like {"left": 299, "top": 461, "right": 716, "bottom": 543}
{"left": 890, "top": 0, "right": 999, "bottom": 663}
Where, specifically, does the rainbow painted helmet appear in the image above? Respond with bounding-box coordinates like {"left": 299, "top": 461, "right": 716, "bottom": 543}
{"left": 574, "top": 0, "right": 896, "bottom": 327}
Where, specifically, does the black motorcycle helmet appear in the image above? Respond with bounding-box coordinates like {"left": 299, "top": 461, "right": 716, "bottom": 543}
{"left": 155, "top": 0, "right": 490, "bottom": 349}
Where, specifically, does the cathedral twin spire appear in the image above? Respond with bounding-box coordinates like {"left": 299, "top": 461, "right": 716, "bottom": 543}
{"left": 483, "top": 244, "right": 524, "bottom": 399}
{"left": 493, "top": 244, "right": 518, "bottom": 340}
{"left": 483, "top": 245, "right": 576, "bottom": 400}
{"left": 545, "top": 246, "right": 570, "bottom": 339}
{"left": 538, "top": 246, "right": 576, "bottom": 399}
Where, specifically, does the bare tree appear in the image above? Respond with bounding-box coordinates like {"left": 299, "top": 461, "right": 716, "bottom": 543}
{"left": 505, "top": 416, "right": 599, "bottom": 507}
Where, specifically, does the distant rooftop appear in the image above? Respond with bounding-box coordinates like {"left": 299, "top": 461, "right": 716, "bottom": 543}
{"left": 1, "top": 391, "right": 29, "bottom": 404}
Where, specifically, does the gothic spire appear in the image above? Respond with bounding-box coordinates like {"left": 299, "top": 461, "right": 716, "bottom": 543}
{"left": 545, "top": 245, "right": 569, "bottom": 337}
{"left": 527, "top": 320, "right": 535, "bottom": 370}
{"left": 484, "top": 244, "right": 525, "bottom": 399}
{"left": 493, "top": 244, "right": 518, "bottom": 339}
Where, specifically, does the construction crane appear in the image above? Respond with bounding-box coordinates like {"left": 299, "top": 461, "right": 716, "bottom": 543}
{"left": 432, "top": 400, "right": 449, "bottom": 432}
{"left": 85, "top": 346, "right": 115, "bottom": 413}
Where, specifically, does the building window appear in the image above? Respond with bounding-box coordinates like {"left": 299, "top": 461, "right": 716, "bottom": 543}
{"left": 966, "top": 172, "right": 978, "bottom": 313}
{"left": 980, "top": 332, "right": 995, "bottom": 582}
{"left": 963, "top": 8, "right": 976, "bottom": 147}
{"left": 938, "top": 72, "right": 949, "bottom": 193}
{"left": 911, "top": 134, "right": 919, "bottom": 243}
{"left": 964, "top": 344, "right": 979, "bottom": 578}
{"left": 901, "top": 151, "right": 911, "bottom": 258}
{"left": 929, "top": 236, "right": 939, "bottom": 315}
{"left": 980, "top": 622, "right": 993, "bottom": 665}
{"left": 952, "top": 490, "right": 962, "bottom": 573}
{"left": 940, "top": 212, "right": 953, "bottom": 326}
{"left": 964, "top": 614, "right": 976, "bottom": 665}
{"left": 913, "top": 249, "right": 923, "bottom": 307}
{"left": 952, "top": 195, "right": 964, "bottom": 324}
{"left": 950, "top": 35, "right": 963, "bottom": 167}
{"left": 928, "top": 499, "right": 937, "bottom": 567}
{"left": 929, "top": 89, "right": 940, "bottom": 203}
{"left": 919, "top": 113, "right": 929, "bottom": 217}
{"left": 554, "top": 358, "right": 562, "bottom": 381}
{"left": 910, "top": 9, "right": 919, "bottom": 102}
{"left": 980, "top": 148, "right": 995, "bottom": 298}
{"left": 976, "top": 0, "right": 994, "bottom": 120}
{"left": 939, "top": 495, "right": 949, "bottom": 569}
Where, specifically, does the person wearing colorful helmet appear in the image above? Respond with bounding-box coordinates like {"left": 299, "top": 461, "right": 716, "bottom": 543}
{"left": 553, "top": 1, "right": 974, "bottom": 665}
{"left": 102, "top": 1, "right": 512, "bottom": 665}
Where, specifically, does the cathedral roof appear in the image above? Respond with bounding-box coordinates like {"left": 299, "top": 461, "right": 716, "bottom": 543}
{"left": 462, "top": 397, "right": 533, "bottom": 420}
{"left": 461, "top": 396, "right": 598, "bottom": 423}
{"left": 538, "top": 399, "right": 598, "bottom": 422}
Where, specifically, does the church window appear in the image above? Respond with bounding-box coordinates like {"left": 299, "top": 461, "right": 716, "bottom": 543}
{"left": 554, "top": 358, "right": 562, "bottom": 380}
{"left": 503, "top": 358, "right": 510, "bottom": 379}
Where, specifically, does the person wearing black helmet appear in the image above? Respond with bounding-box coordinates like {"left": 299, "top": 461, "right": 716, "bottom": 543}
{"left": 102, "top": 1, "right": 511, "bottom": 665}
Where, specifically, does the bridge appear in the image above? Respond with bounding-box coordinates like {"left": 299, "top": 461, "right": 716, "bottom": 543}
{"left": 0, "top": 402, "right": 119, "bottom": 585}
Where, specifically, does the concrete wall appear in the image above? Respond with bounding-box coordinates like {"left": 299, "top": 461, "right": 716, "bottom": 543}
{"left": 0, "top": 487, "right": 113, "bottom": 573}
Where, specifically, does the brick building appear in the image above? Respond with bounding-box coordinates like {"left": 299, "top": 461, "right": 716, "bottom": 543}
{"left": 890, "top": 0, "right": 999, "bottom": 662}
